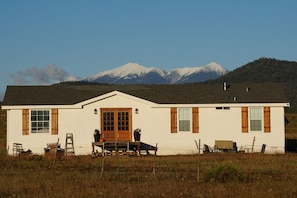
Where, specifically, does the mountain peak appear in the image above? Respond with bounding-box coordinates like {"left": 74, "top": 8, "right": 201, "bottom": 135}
{"left": 102, "top": 62, "right": 147, "bottom": 76}
{"left": 206, "top": 62, "right": 221, "bottom": 68}
{"left": 167, "top": 62, "right": 227, "bottom": 77}
{"left": 119, "top": 62, "right": 146, "bottom": 71}
{"left": 203, "top": 62, "right": 228, "bottom": 74}
{"left": 109, "top": 62, "right": 164, "bottom": 76}
{"left": 85, "top": 62, "right": 227, "bottom": 84}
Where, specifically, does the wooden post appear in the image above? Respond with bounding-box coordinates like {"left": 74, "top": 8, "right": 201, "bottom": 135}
{"left": 247, "top": 136, "right": 256, "bottom": 181}
{"left": 194, "top": 139, "right": 200, "bottom": 181}
{"left": 251, "top": 136, "right": 256, "bottom": 153}
{"left": 152, "top": 143, "right": 158, "bottom": 177}
{"left": 100, "top": 154, "right": 105, "bottom": 179}
{"left": 51, "top": 138, "right": 59, "bottom": 179}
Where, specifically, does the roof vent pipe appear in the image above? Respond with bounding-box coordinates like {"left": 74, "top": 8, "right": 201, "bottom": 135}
{"left": 223, "top": 82, "right": 227, "bottom": 91}
{"left": 246, "top": 87, "right": 250, "bottom": 92}
{"left": 233, "top": 96, "right": 237, "bottom": 102}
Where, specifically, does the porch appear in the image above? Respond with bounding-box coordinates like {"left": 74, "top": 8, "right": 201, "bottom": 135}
{"left": 92, "top": 141, "right": 158, "bottom": 156}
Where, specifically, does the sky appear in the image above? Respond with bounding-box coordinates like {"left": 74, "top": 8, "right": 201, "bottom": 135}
{"left": 1, "top": 0, "right": 297, "bottom": 101}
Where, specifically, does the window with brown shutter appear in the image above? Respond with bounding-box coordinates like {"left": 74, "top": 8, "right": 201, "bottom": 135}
{"left": 264, "top": 107, "right": 271, "bottom": 133}
{"left": 22, "top": 109, "right": 29, "bottom": 135}
{"left": 192, "top": 107, "right": 199, "bottom": 133}
{"left": 51, "top": 109, "right": 58, "bottom": 135}
{"left": 170, "top": 108, "right": 177, "bottom": 133}
{"left": 241, "top": 107, "right": 248, "bottom": 133}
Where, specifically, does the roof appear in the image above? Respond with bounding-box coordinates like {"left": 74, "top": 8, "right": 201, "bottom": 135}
{"left": 2, "top": 83, "right": 289, "bottom": 106}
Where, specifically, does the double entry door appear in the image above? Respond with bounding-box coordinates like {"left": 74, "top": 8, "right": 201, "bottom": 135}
{"left": 100, "top": 108, "right": 132, "bottom": 141}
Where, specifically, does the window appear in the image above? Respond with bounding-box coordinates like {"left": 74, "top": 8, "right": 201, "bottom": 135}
{"left": 118, "top": 111, "right": 129, "bottom": 131}
{"left": 178, "top": 108, "right": 191, "bottom": 131}
{"left": 103, "top": 110, "right": 130, "bottom": 131}
{"left": 250, "top": 107, "right": 262, "bottom": 131}
{"left": 31, "top": 110, "right": 50, "bottom": 133}
{"left": 103, "top": 112, "right": 114, "bottom": 131}
{"left": 171, "top": 107, "right": 199, "bottom": 133}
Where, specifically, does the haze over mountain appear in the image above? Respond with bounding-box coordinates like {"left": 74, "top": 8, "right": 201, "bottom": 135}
{"left": 84, "top": 62, "right": 228, "bottom": 84}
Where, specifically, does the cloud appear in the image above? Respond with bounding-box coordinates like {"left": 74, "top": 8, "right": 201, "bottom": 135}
{"left": 10, "top": 71, "right": 29, "bottom": 84}
{"left": 10, "top": 65, "right": 81, "bottom": 85}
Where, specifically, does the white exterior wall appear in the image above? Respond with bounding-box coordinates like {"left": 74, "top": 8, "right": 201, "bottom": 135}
{"left": 199, "top": 107, "right": 285, "bottom": 154}
{"left": 140, "top": 106, "right": 286, "bottom": 155}
{"left": 5, "top": 92, "right": 288, "bottom": 156}
{"left": 6, "top": 109, "right": 64, "bottom": 154}
{"left": 5, "top": 93, "right": 161, "bottom": 155}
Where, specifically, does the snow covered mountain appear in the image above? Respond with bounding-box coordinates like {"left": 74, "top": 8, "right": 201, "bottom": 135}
{"left": 84, "top": 62, "right": 228, "bottom": 84}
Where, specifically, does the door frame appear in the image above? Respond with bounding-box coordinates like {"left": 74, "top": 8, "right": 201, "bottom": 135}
{"left": 100, "top": 108, "right": 132, "bottom": 141}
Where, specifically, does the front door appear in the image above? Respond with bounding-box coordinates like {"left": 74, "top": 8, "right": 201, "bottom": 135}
{"left": 101, "top": 108, "right": 132, "bottom": 141}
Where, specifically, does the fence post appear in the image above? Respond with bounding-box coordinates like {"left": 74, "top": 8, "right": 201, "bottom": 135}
{"left": 194, "top": 139, "right": 201, "bottom": 181}
{"left": 152, "top": 143, "right": 158, "bottom": 177}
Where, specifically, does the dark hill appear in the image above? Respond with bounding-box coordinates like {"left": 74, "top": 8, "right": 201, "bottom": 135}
{"left": 208, "top": 57, "right": 297, "bottom": 83}
{"left": 207, "top": 57, "right": 297, "bottom": 111}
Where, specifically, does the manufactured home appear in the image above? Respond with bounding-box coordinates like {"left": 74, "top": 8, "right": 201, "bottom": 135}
{"left": 2, "top": 82, "right": 289, "bottom": 155}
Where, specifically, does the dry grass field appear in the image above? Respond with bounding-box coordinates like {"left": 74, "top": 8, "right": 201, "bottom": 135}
{"left": 286, "top": 113, "right": 297, "bottom": 139}
{"left": 1, "top": 153, "right": 297, "bottom": 197}
{"left": 1, "top": 107, "right": 297, "bottom": 197}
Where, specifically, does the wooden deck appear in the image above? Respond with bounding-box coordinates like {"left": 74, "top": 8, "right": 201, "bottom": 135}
{"left": 92, "top": 141, "right": 157, "bottom": 156}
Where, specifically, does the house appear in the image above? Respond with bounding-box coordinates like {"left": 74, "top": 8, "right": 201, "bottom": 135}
{"left": 1, "top": 82, "right": 290, "bottom": 155}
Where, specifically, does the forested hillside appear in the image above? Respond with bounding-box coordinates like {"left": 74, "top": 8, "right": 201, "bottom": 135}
{"left": 207, "top": 57, "right": 297, "bottom": 112}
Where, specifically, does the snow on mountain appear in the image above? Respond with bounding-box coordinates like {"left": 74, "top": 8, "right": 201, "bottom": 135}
{"left": 84, "top": 62, "right": 228, "bottom": 84}
{"left": 168, "top": 62, "right": 226, "bottom": 76}
{"left": 200, "top": 62, "right": 227, "bottom": 74}
{"left": 164, "top": 62, "right": 227, "bottom": 84}
{"left": 87, "top": 63, "right": 164, "bottom": 81}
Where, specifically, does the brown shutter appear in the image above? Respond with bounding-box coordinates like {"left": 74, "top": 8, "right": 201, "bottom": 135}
{"left": 170, "top": 108, "right": 177, "bottom": 133}
{"left": 51, "top": 109, "right": 58, "bottom": 135}
{"left": 241, "top": 107, "right": 248, "bottom": 133}
{"left": 22, "top": 109, "right": 29, "bottom": 135}
{"left": 192, "top": 107, "right": 199, "bottom": 133}
{"left": 264, "top": 107, "right": 271, "bottom": 133}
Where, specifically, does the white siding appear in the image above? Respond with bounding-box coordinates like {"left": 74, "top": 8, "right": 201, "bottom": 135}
{"left": 5, "top": 92, "right": 287, "bottom": 155}
{"left": 7, "top": 109, "right": 63, "bottom": 154}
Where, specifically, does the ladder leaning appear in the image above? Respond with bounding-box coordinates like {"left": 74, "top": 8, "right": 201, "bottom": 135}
{"left": 65, "top": 133, "right": 75, "bottom": 156}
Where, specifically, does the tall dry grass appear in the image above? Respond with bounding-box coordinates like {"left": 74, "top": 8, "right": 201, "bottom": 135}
{"left": 1, "top": 153, "right": 297, "bottom": 197}
{"left": 286, "top": 113, "right": 297, "bottom": 139}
